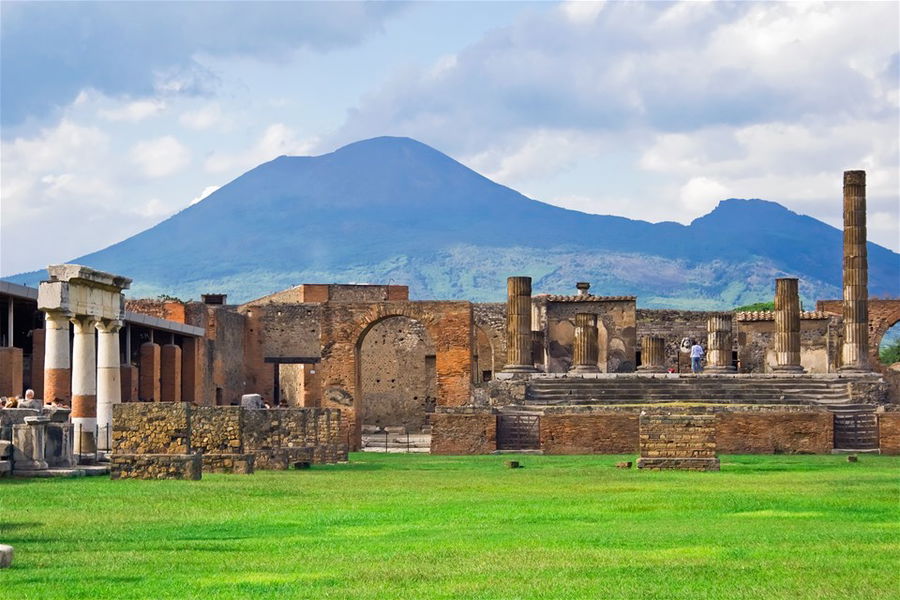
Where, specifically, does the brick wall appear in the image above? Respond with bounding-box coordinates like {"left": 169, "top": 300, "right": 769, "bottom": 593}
{"left": 540, "top": 414, "right": 638, "bottom": 454}
{"left": 879, "top": 412, "right": 900, "bottom": 455}
{"left": 430, "top": 412, "right": 496, "bottom": 454}
{"left": 640, "top": 413, "right": 716, "bottom": 459}
{"left": 716, "top": 411, "right": 832, "bottom": 454}
{"left": 112, "top": 402, "right": 191, "bottom": 454}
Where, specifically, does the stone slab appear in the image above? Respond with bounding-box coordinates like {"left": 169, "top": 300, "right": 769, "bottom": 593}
{"left": 0, "top": 544, "right": 13, "bottom": 568}
{"left": 637, "top": 457, "right": 720, "bottom": 471}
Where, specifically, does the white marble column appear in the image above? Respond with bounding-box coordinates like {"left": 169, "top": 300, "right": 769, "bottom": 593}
{"left": 96, "top": 319, "right": 122, "bottom": 451}
{"left": 43, "top": 311, "right": 72, "bottom": 404}
{"left": 71, "top": 315, "right": 98, "bottom": 455}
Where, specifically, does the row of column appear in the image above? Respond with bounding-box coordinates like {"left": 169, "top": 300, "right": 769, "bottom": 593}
{"left": 636, "top": 315, "right": 735, "bottom": 373}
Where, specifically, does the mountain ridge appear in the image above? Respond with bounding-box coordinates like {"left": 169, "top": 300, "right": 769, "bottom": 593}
{"left": 4, "top": 136, "right": 898, "bottom": 307}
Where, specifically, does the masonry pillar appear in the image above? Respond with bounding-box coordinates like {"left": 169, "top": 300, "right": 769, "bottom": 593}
{"left": 160, "top": 343, "right": 182, "bottom": 403}
{"left": 71, "top": 315, "right": 98, "bottom": 454}
{"left": 43, "top": 311, "right": 71, "bottom": 404}
{"left": 503, "top": 276, "right": 537, "bottom": 372}
{"left": 570, "top": 313, "right": 600, "bottom": 373}
{"left": 139, "top": 342, "right": 161, "bottom": 402}
{"left": 181, "top": 337, "right": 198, "bottom": 404}
{"left": 637, "top": 336, "right": 667, "bottom": 373}
{"left": 706, "top": 314, "right": 736, "bottom": 373}
{"left": 840, "top": 170, "right": 870, "bottom": 371}
{"left": 0, "top": 347, "right": 23, "bottom": 397}
{"left": 772, "top": 278, "right": 804, "bottom": 373}
{"left": 96, "top": 319, "right": 122, "bottom": 450}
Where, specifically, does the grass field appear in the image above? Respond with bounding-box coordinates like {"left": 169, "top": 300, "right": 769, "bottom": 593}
{"left": 1, "top": 453, "right": 898, "bottom": 599}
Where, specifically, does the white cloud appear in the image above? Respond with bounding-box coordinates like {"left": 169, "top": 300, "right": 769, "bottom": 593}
{"left": 204, "top": 124, "right": 317, "bottom": 174}
{"left": 190, "top": 185, "right": 221, "bottom": 206}
{"left": 561, "top": 1, "right": 606, "bottom": 24}
{"left": 179, "top": 103, "right": 224, "bottom": 130}
{"left": 130, "top": 135, "right": 192, "bottom": 178}
{"left": 100, "top": 99, "right": 166, "bottom": 121}
{"left": 679, "top": 177, "right": 729, "bottom": 214}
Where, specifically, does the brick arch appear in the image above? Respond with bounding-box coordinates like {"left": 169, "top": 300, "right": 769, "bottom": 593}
{"left": 817, "top": 299, "right": 900, "bottom": 368}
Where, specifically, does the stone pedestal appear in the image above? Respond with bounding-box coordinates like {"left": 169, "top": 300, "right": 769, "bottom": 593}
{"left": 46, "top": 422, "right": 76, "bottom": 468}
{"left": 772, "top": 278, "right": 805, "bottom": 373}
{"left": 12, "top": 415, "right": 50, "bottom": 471}
{"left": 502, "top": 277, "right": 537, "bottom": 373}
{"left": 637, "top": 413, "right": 719, "bottom": 471}
{"left": 840, "top": 170, "right": 870, "bottom": 372}
{"left": 706, "top": 314, "right": 736, "bottom": 373}
{"left": 637, "top": 336, "right": 667, "bottom": 372}
{"left": 570, "top": 313, "right": 600, "bottom": 373}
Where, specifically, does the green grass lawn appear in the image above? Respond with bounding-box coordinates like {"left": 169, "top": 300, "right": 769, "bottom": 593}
{"left": 1, "top": 453, "right": 898, "bottom": 599}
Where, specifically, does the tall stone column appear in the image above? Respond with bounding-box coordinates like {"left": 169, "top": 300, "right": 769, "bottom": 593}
{"left": 772, "top": 278, "right": 804, "bottom": 373}
{"left": 570, "top": 313, "right": 600, "bottom": 373}
{"left": 637, "top": 336, "right": 666, "bottom": 372}
{"left": 96, "top": 319, "right": 122, "bottom": 451}
{"left": 502, "top": 276, "right": 536, "bottom": 373}
{"left": 71, "top": 315, "right": 99, "bottom": 454}
{"left": 706, "top": 314, "right": 736, "bottom": 373}
{"left": 840, "top": 170, "right": 870, "bottom": 371}
{"left": 43, "top": 311, "right": 72, "bottom": 404}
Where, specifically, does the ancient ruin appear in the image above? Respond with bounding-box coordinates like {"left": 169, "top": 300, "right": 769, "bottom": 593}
{"left": 0, "top": 169, "right": 898, "bottom": 478}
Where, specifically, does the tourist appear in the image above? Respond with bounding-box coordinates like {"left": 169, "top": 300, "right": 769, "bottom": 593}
{"left": 18, "top": 389, "right": 41, "bottom": 409}
{"left": 690, "top": 341, "right": 705, "bottom": 373}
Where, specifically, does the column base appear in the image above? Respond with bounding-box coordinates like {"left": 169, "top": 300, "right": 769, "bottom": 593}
{"left": 501, "top": 365, "right": 538, "bottom": 373}
{"left": 636, "top": 366, "right": 667, "bottom": 373}
{"left": 569, "top": 365, "right": 601, "bottom": 374}
{"left": 838, "top": 365, "right": 873, "bottom": 374}
{"left": 770, "top": 365, "right": 806, "bottom": 374}
{"left": 705, "top": 366, "right": 737, "bottom": 374}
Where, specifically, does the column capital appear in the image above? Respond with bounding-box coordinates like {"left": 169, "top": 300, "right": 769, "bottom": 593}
{"left": 44, "top": 309, "right": 74, "bottom": 321}
{"left": 95, "top": 319, "right": 124, "bottom": 333}
{"left": 70, "top": 315, "right": 99, "bottom": 332}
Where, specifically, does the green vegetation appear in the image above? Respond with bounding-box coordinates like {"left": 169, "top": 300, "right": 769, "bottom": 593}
{"left": 2, "top": 453, "right": 898, "bottom": 599}
{"left": 879, "top": 338, "right": 900, "bottom": 365}
{"left": 733, "top": 301, "right": 775, "bottom": 312}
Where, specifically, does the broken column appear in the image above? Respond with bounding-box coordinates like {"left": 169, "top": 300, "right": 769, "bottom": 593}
{"left": 637, "top": 336, "right": 666, "bottom": 373}
{"left": 12, "top": 415, "right": 50, "bottom": 472}
{"left": 139, "top": 342, "right": 161, "bottom": 401}
{"left": 71, "top": 315, "right": 98, "bottom": 454}
{"left": 43, "top": 311, "right": 71, "bottom": 404}
{"left": 570, "top": 313, "right": 599, "bottom": 373}
{"left": 840, "top": 170, "right": 870, "bottom": 371}
{"left": 706, "top": 314, "right": 735, "bottom": 373}
{"left": 96, "top": 319, "right": 123, "bottom": 451}
{"left": 160, "top": 343, "right": 182, "bottom": 403}
{"left": 772, "top": 278, "right": 804, "bottom": 373}
{"left": 502, "top": 276, "right": 536, "bottom": 373}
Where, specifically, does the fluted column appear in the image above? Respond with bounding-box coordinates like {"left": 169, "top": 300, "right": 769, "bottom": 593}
{"left": 637, "top": 336, "right": 666, "bottom": 372}
{"left": 706, "top": 314, "right": 736, "bottom": 373}
{"left": 96, "top": 319, "right": 122, "bottom": 451}
{"left": 71, "top": 315, "right": 99, "bottom": 454}
{"left": 43, "top": 310, "right": 72, "bottom": 404}
{"left": 840, "top": 170, "right": 870, "bottom": 371}
{"left": 570, "top": 313, "right": 600, "bottom": 373}
{"left": 772, "top": 278, "right": 804, "bottom": 373}
{"left": 503, "top": 276, "right": 537, "bottom": 372}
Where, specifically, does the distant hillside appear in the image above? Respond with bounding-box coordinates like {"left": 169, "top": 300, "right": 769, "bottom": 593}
{"left": 5, "top": 136, "right": 898, "bottom": 307}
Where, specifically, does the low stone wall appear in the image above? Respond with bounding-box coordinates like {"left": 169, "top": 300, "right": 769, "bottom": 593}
{"left": 540, "top": 414, "right": 638, "bottom": 454}
{"left": 716, "top": 411, "right": 832, "bottom": 454}
{"left": 242, "top": 407, "right": 346, "bottom": 468}
{"left": 878, "top": 412, "right": 900, "bottom": 455}
{"left": 110, "top": 454, "right": 201, "bottom": 480}
{"left": 191, "top": 406, "right": 242, "bottom": 453}
{"left": 431, "top": 412, "right": 497, "bottom": 454}
{"left": 112, "top": 403, "right": 191, "bottom": 454}
{"left": 201, "top": 453, "right": 255, "bottom": 474}
{"left": 637, "top": 413, "right": 719, "bottom": 471}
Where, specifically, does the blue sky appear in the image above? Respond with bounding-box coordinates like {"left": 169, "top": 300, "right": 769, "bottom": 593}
{"left": 2, "top": 1, "right": 898, "bottom": 276}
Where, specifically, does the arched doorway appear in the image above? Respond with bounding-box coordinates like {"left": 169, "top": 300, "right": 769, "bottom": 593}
{"left": 878, "top": 322, "right": 900, "bottom": 367}
{"left": 357, "top": 316, "right": 437, "bottom": 433}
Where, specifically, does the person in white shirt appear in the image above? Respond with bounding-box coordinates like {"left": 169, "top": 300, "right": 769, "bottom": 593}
{"left": 690, "top": 341, "right": 705, "bottom": 374}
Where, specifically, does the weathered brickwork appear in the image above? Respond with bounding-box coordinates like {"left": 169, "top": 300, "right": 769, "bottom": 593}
{"left": 736, "top": 316, "right": 836, "bottom": 374}
{"left": 430, "top": 412, "right": 496, "bottom": 454}
{"left": 819, "top": 299, "right": 900, "bottom": 372}
{"left": 878, "top": 412, "right": 900, "bottom": 455}
{"left": 637, "top": 309, "right": 722, "bottom": 372}
{"left": 112, "top": 402, "right": 191, "bottom": 454}
{"left": 191, "top": 406, "right": 243, "bottom": 453}
{"left": 473, "top": 303, "right": 507, "bottom": 377}
{"left": 110, "top": 454, "right": 201, "bottom": 480}
{"left": 241, "top": 407, "right": 347, "bottom": 467}
{"left": 201, "top": 453, "right": 254, "bottom": 474}
{"left": 540, "top": 414, "right": 638, "bottom": 454}
{"left": 637, "top": 413, "right": 719, "bottom": 470}
{"left": 716, "top": 412, "right": 832, "bottom": 454}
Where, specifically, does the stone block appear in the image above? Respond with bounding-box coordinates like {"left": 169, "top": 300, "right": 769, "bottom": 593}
{"left": 46, "top": 422, "right": 76, "bottom": 468}
{"left": 109, "top": 453, "right": 201, "bottom": 480}
{"left": 201, "top": 453, "right": 254, "bottom": 474}
{"left": 241, "top": 394, "right": 265, "bottom": 409}
{"left": 0, "top": 544, "right": 13, "bottom": 568}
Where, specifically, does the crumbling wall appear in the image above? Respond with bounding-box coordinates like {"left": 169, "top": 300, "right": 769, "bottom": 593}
{"left": 473, "top": 303, "right": 506, "bottom": 376}
{"left": 878, "top": 412, "right": 900, "bottom": 454}
{"left": 716, "top": 411, "right": 832, "bottom": 454}
{"left": 638, "top": 309, "right": 722, "bottom": 372}
{"left": 540, "top": 414, "right": 638, "bottom": 454}
{"left": 538, "top": 298, "right": 636, "bottom": 373}
{"left": 430, "top": 410, "right": 496, "bottom": 455}
{"left": 736, "top": 316, "right": 834, "bottom": 373}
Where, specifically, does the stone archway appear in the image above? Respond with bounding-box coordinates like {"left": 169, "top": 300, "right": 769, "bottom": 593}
{"left": 356, "top": 315, "right": 437, "bottom": 433}
{"left": 474, "top": 326, "right": 495, "bottom": 382}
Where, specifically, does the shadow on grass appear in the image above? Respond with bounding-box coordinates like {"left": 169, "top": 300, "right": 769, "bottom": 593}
{"left": 0, "top": 521, "right": 44, "bottom": 532}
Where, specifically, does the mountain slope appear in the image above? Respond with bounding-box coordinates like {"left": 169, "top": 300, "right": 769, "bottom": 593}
{"left": 6, "top": 136, "right": 899, "bottom": 307}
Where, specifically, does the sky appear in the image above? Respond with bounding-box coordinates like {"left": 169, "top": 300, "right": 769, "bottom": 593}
{"left": 2, "top": 0, "right": 898, "bottom": 277}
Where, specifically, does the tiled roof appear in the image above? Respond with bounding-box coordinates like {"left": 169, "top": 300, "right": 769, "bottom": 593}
{"left": 735, "top": 310, "right": 831, "bottom": 321}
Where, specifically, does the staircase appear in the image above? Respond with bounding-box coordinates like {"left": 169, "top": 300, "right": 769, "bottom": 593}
{"left": 830, "top": 405, "right": 880, "bottom": 452}
{"left": 524, "top": 376, "right": 853, "bottom": 406}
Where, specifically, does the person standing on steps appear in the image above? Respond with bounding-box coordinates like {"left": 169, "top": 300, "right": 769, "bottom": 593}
{"left": 690, "top": 340, "right": 705, "bottom": 374}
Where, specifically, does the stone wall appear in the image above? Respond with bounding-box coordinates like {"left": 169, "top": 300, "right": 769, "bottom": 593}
{"left": 191, "top": 406, "right": 242, "bottom": 453}
{"left": 736, "top": 316, "right": 835, "bottom": 373}
{"left": 430, "top": 411, "right": 496, "bottom": 455}
{"left": 473, "top": 303, "right": 507, "bottom": 377}
{"left": 716, "top": 411, "right": 832, "bottom": 454}
{"left": 637, "top": 309, "right": 721, "bottom": 372}
{"left": 540, "top": 414, "right": 639, "bottom": 454}
{"left": 110, "top": 454, "right": 201, "bottom": 480}
{"left": 879, "top": 412, "right": 900, "bottom": 455}
{"left": 637, "top": 413, "right": 719, "bottom": 471}
{"left": 537, "top": 298, "right": 636, "bottom": 373}
{"left": 112, "top": 402, "right": 191, "bottom": 454}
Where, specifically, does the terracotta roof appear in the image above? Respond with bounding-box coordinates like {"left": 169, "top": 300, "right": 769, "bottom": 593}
{"left": 540, "top": 294, "right": 637, "bottom": 302}
{"left": 735, "top": 310, "right": 831, "bottom": 321}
